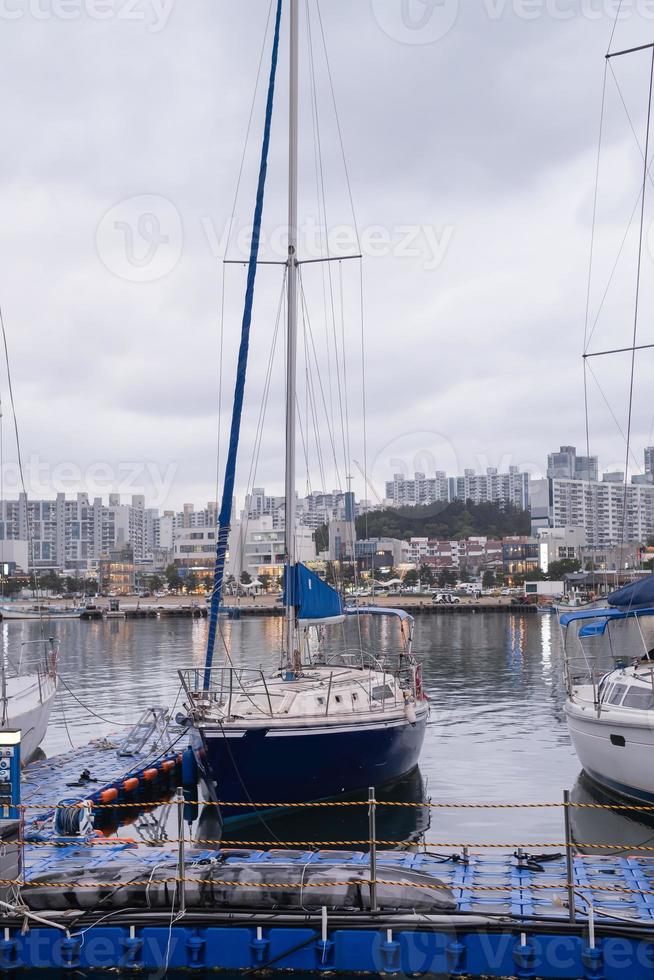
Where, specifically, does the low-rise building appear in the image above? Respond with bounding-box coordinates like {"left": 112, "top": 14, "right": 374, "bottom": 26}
{"left": 98, "top": 545, "right": 135, "bottom": 595}
{"left": 537, "top": 526, "right": 586, "bottom": 572}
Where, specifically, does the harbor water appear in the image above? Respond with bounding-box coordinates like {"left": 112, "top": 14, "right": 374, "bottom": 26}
{"left": 8, "top": 611, "right": 652, "bottom": 853}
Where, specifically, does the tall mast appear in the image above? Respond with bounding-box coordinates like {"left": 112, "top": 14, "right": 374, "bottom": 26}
{"left": 284, "top": 0, "right": 299, "bottom": 669}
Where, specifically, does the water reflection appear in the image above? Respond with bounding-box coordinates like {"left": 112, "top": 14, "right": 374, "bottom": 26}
{"left": 4, "top": 612, "right": 635, "bottom": 849}
{"left": 569, "top": 771, "right": 654, "bottom": 857}
{"left": 506, "top": 615, "right": 526, "bottom": 669}
{"left": 540, "top": 611, "right": 552, "bottom": 667}
{"left": 217, "top": 766, "right": 430, "bottom": 849}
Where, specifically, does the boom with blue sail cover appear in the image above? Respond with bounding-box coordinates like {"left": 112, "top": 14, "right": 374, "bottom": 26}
{"left": 203, "top": 0, "right": 283, "bottom": 691}
{"left": 283, "top": 564, "right": 344, "bottom": 625}
{"left": 607, "top": 572, "right": 654, "bottom": 610}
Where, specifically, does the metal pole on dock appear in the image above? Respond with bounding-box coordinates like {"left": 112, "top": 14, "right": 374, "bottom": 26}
{"left": 176, "top": 786, "right": 186, "bottom": 915}
{"left": 368, "top": 787, "right": 378, "bottom": 913}
{"left": 563, "top": 789, "right": 576, "bottom": 923}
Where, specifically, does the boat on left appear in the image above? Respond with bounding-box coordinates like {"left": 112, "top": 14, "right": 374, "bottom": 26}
{"left": 0, "top": 636, "right": 59, "bottom": 762}
{"left": 0, "top": 604, "right": 82, "bottom": 621}
{"left": 0, "top": 311, "right": 60, "bottom": 759}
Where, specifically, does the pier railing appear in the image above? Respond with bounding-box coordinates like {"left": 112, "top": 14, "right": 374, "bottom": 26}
{"left": 12, "top": 792, "right": 654, "bottom": 926}
{"left": 177, "top": 664, "right": 405, "bottom": 718}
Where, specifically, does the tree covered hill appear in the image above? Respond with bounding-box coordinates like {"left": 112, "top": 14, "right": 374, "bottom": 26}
{"left": 315, "top": 500, "right": 531, "bottom": 553}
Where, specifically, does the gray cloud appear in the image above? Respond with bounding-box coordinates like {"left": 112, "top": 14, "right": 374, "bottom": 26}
{"left": 0, "top": 0, "right": 653, "bottom": 511}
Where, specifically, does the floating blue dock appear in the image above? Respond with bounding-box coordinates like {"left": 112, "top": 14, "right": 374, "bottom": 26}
{"left": 0, "top": 727, "right": 652, "bottom": 976}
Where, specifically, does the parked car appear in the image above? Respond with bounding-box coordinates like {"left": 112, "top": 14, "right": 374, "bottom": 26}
{"left": 432, "top": 592, "right": 460, "bottom": 604}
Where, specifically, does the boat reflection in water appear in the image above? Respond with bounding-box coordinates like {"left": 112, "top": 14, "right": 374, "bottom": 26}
{"left": 202, "top": 766, "right": 430, "bottom": 850}
{"left": 569, "top": 771, "right": 654, "bottom": 857}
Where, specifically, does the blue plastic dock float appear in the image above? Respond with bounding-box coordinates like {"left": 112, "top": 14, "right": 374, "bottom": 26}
{"left": 3, "top": 730, "right": 654, "bottom": 976}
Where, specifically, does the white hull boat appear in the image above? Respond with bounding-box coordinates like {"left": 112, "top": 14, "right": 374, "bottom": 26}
{"left": 0, "top": 606, "right": 82, "bottom": 621}
{"left": 561, "top": 590, "right": 654, "bottom": 804}
{"left": 0, "top": 639, "right": 59, "bottom": 763}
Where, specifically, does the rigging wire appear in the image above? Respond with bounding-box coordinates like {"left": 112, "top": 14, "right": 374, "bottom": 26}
{"left": 305, "top": 5, "right": 349, "bottom": 484}
{"left": 315, "top": 0, "right": 361, "bottom": 249}
{"left": 582, "top": 59, "right": 608, "bottom": 481}
{"left": 620, "top": 48, "right": 654, "bottom": 558}
{"left": 585, "top": 360, "right": 642, "bottom": 473}
{"left": 606, "top": 0, "right": 624, "bottom": 57}
{"left": 215, "top": 0, "right": 275, "bottom": 515}
{"left": 222, "top": 0, "right": 275, "bottom": 261}
{"left": 0, "top": 305, "right": 44, "bottom": 638}
{"left": 305, "top": 1, "right": 335, "bottom": 431}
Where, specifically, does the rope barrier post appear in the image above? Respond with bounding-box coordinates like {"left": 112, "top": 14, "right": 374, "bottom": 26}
{"left": 176, "top": 786, "right": 186, "bottom": 915}
{"left": 368, "top": 787, "right": 377, "bottom": 913}
{"left": 563, "top": 789, "right": 576, "bottom": 923}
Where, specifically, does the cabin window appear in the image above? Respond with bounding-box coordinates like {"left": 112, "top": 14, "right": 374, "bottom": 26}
{"left": 335, "top": 695, "right": 342, "bottom": 703}
{"left": 372, "top": 684, "right": 394, "bottom": 701}
{"left": 352, "top": 693, "right": 357, "bottom": 700}
{"left": 317, "top": 697, "right": 325, "bottom": 705}
{"left": 622, "top": 687, "right": 654, "bottom": 711}
{"left": 607, "top": 684, "right": 627, "bottom": 706}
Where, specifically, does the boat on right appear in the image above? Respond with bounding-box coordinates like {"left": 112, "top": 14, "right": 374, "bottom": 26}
{"left": 562, "top": 574, "right": 654, "bottom": 803}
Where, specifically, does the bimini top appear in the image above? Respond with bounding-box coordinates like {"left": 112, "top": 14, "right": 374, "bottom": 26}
{"left": 345, "top": 606, "right": 414, "bottom": 626}
{"left": 560, "top": 605, "right": 654, "bottom": 636}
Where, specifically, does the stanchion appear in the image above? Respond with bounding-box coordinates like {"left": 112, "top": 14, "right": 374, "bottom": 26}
{"left": 368, "top": 787, "right": 377, "bottom": 913}
{"left": 563, "top": 789, "right": 576, "bottom": 923}
{"left": 176, "top": 786, "right": 186, "bottom": 915}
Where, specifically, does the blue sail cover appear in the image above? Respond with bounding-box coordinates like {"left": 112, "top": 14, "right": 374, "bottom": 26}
{"left": 608, "top": 574, "right": 654, "bottom": 609}
{"left": 283, "top": 564, "right": 343, "bottom": 623}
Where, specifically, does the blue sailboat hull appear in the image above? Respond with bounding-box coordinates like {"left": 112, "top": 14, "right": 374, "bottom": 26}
{"left": 192, "top": 709, "right": 428, "bottom": 823}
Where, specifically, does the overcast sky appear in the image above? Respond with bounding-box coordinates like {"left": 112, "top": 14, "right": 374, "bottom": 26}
{"left": 0, "top": 0, "right": 654, "bottom": 512}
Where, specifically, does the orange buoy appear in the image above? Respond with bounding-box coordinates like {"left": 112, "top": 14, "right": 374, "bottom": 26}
{"left": 161, "top": 759, "right": 175, "bottom": 772}
{"left": 142, "top": 768, "right": 159, "bottom": 781}
{"left": 123, "top": 777, "right": 139, "bottom": 792}
{"left": 99, "top": 787, "right": 119, "bottom": 803}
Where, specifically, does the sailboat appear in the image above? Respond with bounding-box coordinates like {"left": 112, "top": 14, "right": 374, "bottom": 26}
{"left": 0, "top": 315, "right": 60, "bottom": 763}
{"left": 561, "top": 35, "right": 654, "bottom": 803}
{"left": 179, "top": 0, "right": 428, "bottom": 820}
{"left": 0, "top": 638, "right": 59, "bottom": 763}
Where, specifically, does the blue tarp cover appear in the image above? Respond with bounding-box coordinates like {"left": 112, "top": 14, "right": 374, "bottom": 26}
{"left": 560, "top": 605, "right": 654, "bottom": 628}
{"left": 284, "top": 564, "right": 343, "bottom": 622}
{"left": 608, "top": 574, "right": 654, "bottom": 609}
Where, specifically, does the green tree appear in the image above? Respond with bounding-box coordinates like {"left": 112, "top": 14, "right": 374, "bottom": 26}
{"left": 482, "top": 569, "right": 495, "bottom": 588}
{"left": 258, "top": 573, "right": 271, "bottom": 593}
{"left": 403, "top": 568, "right": 419, "bottom": 587}
{"left": 438, "top": 568, "right": 457, "bottom": 588}
{"left": 186, "top": 572, "right": 198, "bottom": 594}
{"left": 165, "top": 564, "right": 182, "bottom": 593}
{"left": 240, "top": 571, "right": 252, "bottom": 585}
{"left": 418, "top": 564, "right": 434, "bottom": 588}
{"left": 547, "top": 559, "right": 581, "bottom": 580}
